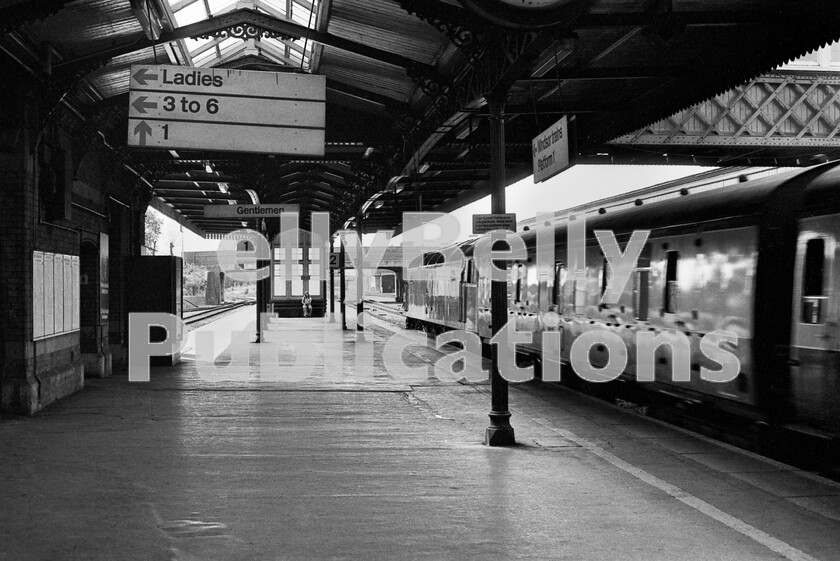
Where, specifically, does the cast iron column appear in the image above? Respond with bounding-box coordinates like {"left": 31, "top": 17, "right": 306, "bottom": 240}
{"left": 256, "top": 257, "right": 270, "bottom": 343}
{"left": 329, "top": 237, "right": 336, "bottom": 322}
{"left": 356, "top": 216, "right": 365, "bottom": 341}
{"left": 486, "top": 93, "right": 515, "bottom": 446}
{"left": 339, "top": 235, "right": 347, "bottom": 330}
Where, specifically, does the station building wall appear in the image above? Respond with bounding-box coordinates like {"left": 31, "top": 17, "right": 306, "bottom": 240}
{"left": 0, "top": 84, "right": 145, "bottom": 414}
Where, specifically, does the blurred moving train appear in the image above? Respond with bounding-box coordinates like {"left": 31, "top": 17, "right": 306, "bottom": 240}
{"left": 406, "top": 163, "right": 840, "bottom": 439}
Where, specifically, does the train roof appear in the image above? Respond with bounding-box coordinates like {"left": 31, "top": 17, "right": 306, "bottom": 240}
{"left": 416, "top": 162, "right": 840, "bottom": 262}
{"left": 517, "top": 162, "right": 840, "bottom": 245}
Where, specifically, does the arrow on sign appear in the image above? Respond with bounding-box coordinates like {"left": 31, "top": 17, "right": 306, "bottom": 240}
{"left": 132, "top": 68, "right": 159, "bottom": 85}
{"left": 131, "top": 95, "right": 158, "bottom": 114}
{"left": 133, "top": 121, "right": 152, "bottom": 146}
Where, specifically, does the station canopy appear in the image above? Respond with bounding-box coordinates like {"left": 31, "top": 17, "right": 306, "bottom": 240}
{"left": 3, "top": 0, "right": 840, "bottom": 236}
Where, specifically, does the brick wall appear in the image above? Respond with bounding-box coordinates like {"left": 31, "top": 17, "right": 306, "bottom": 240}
{"left": 0, "top": 88, "right": 140, "bottom": 412}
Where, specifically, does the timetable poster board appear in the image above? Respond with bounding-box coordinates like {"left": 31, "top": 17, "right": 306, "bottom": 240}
{"left": 33, "top": 252, "right": 45, "bottom": 338}
{"left": 44, "top": 253, "right": 55, "bottom": 335}
{"left": 32, "top": 251, "right": 80, "bottom": 340}
{"left": 53, "top": 255, "right": 62, "bottom": 334}
{"left": 72, "top": 255, "right": 80, "bottom": 330}
{"left": 62, "top": 255, "right": 72, "bottom": 332}
{"left": 100, "top": 233, "right": 109, "bottom": 322}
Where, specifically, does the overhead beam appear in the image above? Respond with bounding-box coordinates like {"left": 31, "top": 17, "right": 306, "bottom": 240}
{"left": 399, "top": 32, "right": 555, "bottom": 178}
{"left": 395, "top": 174, "right": 487, "bottom": 185}
{"left": 154, "top": 188, "right": 238, "bottom": 197}
{"left": 327, "top": 78, "right": 412, "bottom": 112}
{"left": 149, "top": 197, "right": 206, "bottom": 237}
{"left": 573, "top": 10, "right": 822, "bottom": 29}
{"left": 158, "top": 197, "right": 237, "bottom": 205}
{"left": 472, "top": 102, "right": 623, "bottom": 116}
{"left": 156, "top": 178, "right": 239, "bottom": 185}
{"left": 318, "top": 163, "right": 354, "bottom": 179}
{"left": 520, "top": 67, "right": 690, "bottom": 81}
{"left": 314, "top": 0, "right": 332, "bottom": 33}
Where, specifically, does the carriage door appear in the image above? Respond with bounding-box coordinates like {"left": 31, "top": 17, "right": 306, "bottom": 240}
{"left": 790, "top": 217, "right": 840, "bottom": 431}
{"left": 459, "top": 258, "right": 475, "bottom": 325}
{"left": 459, "top": 259, "right": 478, "bottom": 330}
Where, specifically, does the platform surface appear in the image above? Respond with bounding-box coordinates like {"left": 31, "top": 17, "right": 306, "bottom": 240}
{"left": 1, "top": 306, "right": 839, "bottom": 560}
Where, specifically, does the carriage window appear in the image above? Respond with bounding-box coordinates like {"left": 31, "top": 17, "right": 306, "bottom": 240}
{"left": 553, "top": 262, "right": 565, "bottom": 307}
{"left": 515, "top": 265, "right": 523, "bottom": 302}
{"left": 801, "top": 238, "right": 826, "bottom": 324}
{"left": 526, "top": 265, "right": 538, "bottom": 305}
{"left": 664, "top": 251, "right": 679, "bottom": 313}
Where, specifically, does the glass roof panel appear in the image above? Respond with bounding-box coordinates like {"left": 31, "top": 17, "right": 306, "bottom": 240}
{"left": 291, "top": 10, "right": 311, "bottom": 27}
{"left": 211, "top": 0, "right": 240, "bottom": 16}
{"left": 173, "top": 1, "right": 207, "bottom": 27}
{"left": 218, "top": 37, "right": 241, "bottom": 57}
{"left": 263, "top": 37, "right": 305, "bottom": 65}
{"left": 184, "top": 36, "right": 212, "bottom": 53}
{"left": 193, "top": 47, "right": 218, "bottom": 67}
{"left": 219, "top": 36, "right": 240, "bottom": 50}
{"left": 260, "top": 0, "right": 290, "bottom": 15}
{"left": 166, "top": 0, "right": 317, "bottom": 70}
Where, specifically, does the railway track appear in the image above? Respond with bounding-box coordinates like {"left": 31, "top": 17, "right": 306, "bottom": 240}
{"left": 361, "top": 299, "right": 406, "bottom": 328}
{"left": 183, "top": 300, "right": 254, "bottom": 326}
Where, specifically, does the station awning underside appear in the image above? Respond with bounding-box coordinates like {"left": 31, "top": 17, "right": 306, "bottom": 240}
{"left": 4, "top": 0, "right": 840, "bottom": 236}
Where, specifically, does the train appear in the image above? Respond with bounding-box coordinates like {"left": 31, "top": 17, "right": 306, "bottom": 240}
{"left": 406, "top": 162, "right": 840, "bottom": 441}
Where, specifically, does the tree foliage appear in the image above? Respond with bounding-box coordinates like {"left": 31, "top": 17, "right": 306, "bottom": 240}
{"left": 144, "top": 211, "right": 163, "bottom": 253}
{"left": 183, "top": 263, "right": 207, "bottom": 296}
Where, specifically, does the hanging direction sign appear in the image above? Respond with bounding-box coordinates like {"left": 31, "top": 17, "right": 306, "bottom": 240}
{"left": 532, "top": 116, "right": 570, "bottom": 183}
{"left": 127, "top": 65, "right": 325, "bottom": 156}
{"left": 204, "top": 204, "right": 301, "bottom": 218}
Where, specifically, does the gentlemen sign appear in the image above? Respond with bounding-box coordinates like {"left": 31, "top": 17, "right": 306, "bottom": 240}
{"left": 204, "top": 204, "right": 301, "bottom": 218}
{"left": 127, "top": 65, "right": 325, "bottom": 155}
{"left": 532, "top": 116, "right": 570, "bottom": 183}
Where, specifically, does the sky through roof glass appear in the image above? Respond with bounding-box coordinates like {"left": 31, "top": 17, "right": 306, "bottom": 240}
{"left": 165, "top": 0, "right": 317, "bottom": 71}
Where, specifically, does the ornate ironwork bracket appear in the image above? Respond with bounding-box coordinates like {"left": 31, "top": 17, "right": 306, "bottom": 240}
{"left": 397, "top": 0, "right": 480, "bottom": 52}
{"left": 395, "top": 27, "right": 548, "bottom": 173}
{"left": 350, "top": 162, "right": 384, "bottom": 194}
{"left": 143, "top": 162, "right": 178, "bottom": 183}
{"left": 197, "top": 24, "right": 297, "bottom": 41}
{"left": 386, "top": 107, "right": 417, "bottom": 133}
{"left": 407, "top": 62, "right": 442, "bottom": 98}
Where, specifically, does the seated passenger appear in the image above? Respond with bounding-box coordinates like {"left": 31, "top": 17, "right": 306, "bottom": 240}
{"left": 302, "top": 291, "right": 312, "bottom": 317}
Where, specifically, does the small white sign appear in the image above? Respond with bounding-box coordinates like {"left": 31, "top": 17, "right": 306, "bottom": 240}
{"left": 204, "top": 204, "right": 301, "bottom": 218}
{"left": 472, "top": 213, "right": 517, "bottom": 234}
{"left": 532, "top": 116, "right": 570, "bottom": 183}
{"left": 329, "top": 252, "right": 340, "bottom": 270}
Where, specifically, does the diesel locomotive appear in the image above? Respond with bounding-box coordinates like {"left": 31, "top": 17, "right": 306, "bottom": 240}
{"left": 406, "top": 163, "right": 840, "bottom": 439}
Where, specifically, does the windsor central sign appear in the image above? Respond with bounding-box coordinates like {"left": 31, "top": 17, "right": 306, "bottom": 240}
{"left": 127, "top": 64, "right": 325, "bottom": 155}
{"left": 532, "top": 116, "right": 570, "bottom": 183}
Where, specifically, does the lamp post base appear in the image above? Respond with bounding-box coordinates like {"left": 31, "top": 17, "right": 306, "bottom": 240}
{"left": 485, "top": 411, "right": 515, "bottom": 446}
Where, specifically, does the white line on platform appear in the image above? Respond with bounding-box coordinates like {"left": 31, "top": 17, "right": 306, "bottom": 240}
{"left": 543, "top": 423, "right": 820, "bottom": 561}
{"left": 361, "top": 311, "right": 830, "bottom": 558}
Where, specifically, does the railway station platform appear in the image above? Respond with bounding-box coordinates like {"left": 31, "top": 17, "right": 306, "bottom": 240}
{"left": 2, "top": 306, "right": 840, "bottom": 561}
